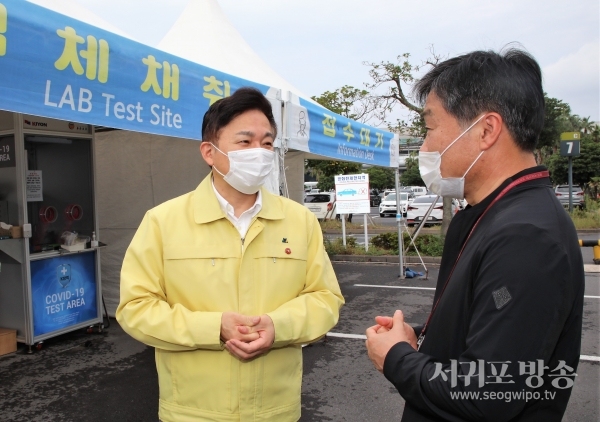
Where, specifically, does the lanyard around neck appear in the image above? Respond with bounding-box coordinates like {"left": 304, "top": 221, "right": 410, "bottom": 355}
{"left": 416, "top": 170, "right": 549, "bottom": 351}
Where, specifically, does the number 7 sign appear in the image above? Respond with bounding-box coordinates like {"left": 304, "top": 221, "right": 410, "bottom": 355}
{"left": 560, "top": 140, "right": 580, "bottom": 157}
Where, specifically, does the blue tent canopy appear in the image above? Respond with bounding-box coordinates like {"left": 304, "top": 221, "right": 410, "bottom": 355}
{"left": 0, "top": 0, "right": 398, "bottom": 167}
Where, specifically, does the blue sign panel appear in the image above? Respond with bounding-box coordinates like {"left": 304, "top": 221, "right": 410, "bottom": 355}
{"left": 286, "top": 96, "right": 399, "bottom": 168}
{"left": 31, "top": 252, "right": 97, "bottom": 336}
{"left": 0, "top": 0, "right": 272, "bottom": 141}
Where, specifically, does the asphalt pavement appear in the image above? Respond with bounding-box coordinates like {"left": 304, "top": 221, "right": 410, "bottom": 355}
{"left": 0, "top": 262, "right": 598, "bottom": 421}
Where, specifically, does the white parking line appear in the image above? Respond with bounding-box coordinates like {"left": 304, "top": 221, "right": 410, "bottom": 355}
{"left": 326, "top": 332, "right": 367, "bottom": 340}
{"left": 354, "top": 284, "right": 435, "bottom": 290}
{"left": 354, "top": 284, "right": 600, "bottom": 299}
{"left": 325, "top": 332, "right": 600, "bottom": 362}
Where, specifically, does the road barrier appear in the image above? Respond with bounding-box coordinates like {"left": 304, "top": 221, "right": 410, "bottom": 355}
{"left": 579, "top": 239, "right": 600, "bottom": 264}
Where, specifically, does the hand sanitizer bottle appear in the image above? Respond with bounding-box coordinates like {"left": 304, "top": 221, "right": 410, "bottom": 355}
{"left": 91, "top": 231, "right": 99, "bottom": 247}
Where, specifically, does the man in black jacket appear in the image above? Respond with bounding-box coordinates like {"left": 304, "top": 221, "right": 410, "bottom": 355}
{"left": 365, "top": 49, "right": 584, "bottom": 421}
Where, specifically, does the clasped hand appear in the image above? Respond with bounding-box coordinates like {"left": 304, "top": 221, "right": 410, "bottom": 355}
{"left": 365, "top": 310, "right": 418, "bottom": 373}
{"left": 220, "top": 312, "right": 275, "bottom": 360}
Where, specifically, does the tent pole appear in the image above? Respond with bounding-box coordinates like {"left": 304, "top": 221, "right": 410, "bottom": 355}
{"left": 395, "top": 167, "right": 404, "bottom": 279}
{"left": 342, "top": 214, "right": 347, "bottom": 247}
{"left": 364, "top": 213, "right": 368, "bottom": 252}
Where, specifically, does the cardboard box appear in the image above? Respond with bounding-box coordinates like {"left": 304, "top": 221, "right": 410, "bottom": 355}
{"left": 10, "top": 225, "right": 22, "bottom": 238}
{"left": 0, "top": 328, "right": 17, "bottom": 356}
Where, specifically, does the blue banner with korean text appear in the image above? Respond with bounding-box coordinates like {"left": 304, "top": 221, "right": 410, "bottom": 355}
{"left": 286, "top": 94, "right": 399, "bottom": 168}
{"left": 0, "top": 0, "right": 274, "bottom": 140}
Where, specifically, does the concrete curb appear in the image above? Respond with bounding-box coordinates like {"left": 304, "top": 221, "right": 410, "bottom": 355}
{"left": 324, "top": 228, "right": 599, "bottom": 235}
{"left": 577, "top": 229, "right": 600, "bottom": 235}
{"left": 322, "top": 228, "right": 440, "bottom": 235}
{"left": 322, "top": 229, "right": 397, "bottom": 235}
{"left": 330, "top": 254, "right": 442, "bottom": 264}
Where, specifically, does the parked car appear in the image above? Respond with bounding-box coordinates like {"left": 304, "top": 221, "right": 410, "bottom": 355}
{"left": 383, "top": 189, "right": 395, "bottom": 198}
{"left": 410, "top": 186, "right": 427, "bottom": 197}
{"left": 370, "top": 192, "right": 382, "bottom": 207}
{"left": 554, "top": 185, "right": 585, "bottom": 208}
{"left": 406, "top": 195, "right": 459, "bottom": 226}
{"left": 397, "top": 188, "right": 415, "bottom": 201}
{"left": 304, "top": 192, "right": 337, "bottom": 219}
{"left": 379, "top": 192, "right": 411, "bottom": 217}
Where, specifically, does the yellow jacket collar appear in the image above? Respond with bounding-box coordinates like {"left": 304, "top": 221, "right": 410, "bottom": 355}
{"left": 193, "top": 173, "right": 285, "bottom": 224}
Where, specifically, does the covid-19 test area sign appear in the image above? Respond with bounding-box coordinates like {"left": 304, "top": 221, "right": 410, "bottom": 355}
{"left": 334, "top": 174, "right": 370, "bottom": 214}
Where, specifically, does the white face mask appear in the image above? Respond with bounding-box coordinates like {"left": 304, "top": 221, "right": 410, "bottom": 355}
{"left": 418, "top": 115, "right": 485, "bottom": 199}
{"left": 211, "top": 143, "right": 275, "bottom": 194}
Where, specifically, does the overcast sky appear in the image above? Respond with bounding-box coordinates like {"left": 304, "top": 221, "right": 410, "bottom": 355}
{"left": 73, "top": 0, "right": 599, "bottom": 121}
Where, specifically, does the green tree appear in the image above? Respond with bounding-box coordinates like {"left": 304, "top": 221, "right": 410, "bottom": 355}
{"left": 538, "top": 95, "right": 573, "bottom": 150}
{"left": 400, "top": 155, "right": 425, "bottom": 186}
{"left": 364, "top": 49, "right": 452, "bottom": 233}
{"left": 546, "top": 137, "right": 600, "bottom": 186}
{"left": 310, "top": 85, "right": 375, "bottom": 122}
{"left": 579, "top": 116, "right": 596, "bottom": 135}
{"left": 365, "top": 166, "right": 395, "bottom": 190}
{"left": 364, "top": 49, "right": 444, "bottom": 137}
{"left": 306, "top": 160, "right": 362, "bottom": 191}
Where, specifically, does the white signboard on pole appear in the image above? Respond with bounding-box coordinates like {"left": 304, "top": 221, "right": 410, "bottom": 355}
{"left": 334, "top": 173, "right": 370, "bottom": 214}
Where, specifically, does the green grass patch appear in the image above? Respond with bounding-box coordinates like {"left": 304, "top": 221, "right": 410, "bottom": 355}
{"left": 569, "top": 198, "right": 600, "bottom": 229}
{"left": 324, "top": 232, "right": 445, "bottom": 257}
{"left": 371, "top": 232, "right": 445, "bottom": 256}
{"left": 324, "top": 237, "right": 392, "bottom": 256}
{"left": 319, "top": 219, "right": 375, "bottom": 231}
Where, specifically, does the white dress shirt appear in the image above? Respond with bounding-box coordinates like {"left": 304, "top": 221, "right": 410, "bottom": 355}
{"left": 212, "top": 179, "right": 262, "bottom": 238}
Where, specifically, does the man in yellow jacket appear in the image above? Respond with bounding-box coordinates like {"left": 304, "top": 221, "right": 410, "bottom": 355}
{"left": 117, "top": 87, "right": 344, "bottom": 422}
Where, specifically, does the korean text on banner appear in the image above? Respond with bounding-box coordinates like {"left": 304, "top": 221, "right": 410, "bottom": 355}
{"left": 286, "top": 94, "right": 399, "bottom": 168}
{"left": 0, "top": 0, "right": 277, "bottom": 140}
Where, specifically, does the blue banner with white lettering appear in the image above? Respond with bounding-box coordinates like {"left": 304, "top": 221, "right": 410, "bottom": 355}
{"left": 31, "top": 252, "right": 97, "bottom": 337}
{"left": 286, "top": 95, "right": 399, "bottom": 168}
{"left": 0, "top": 0, "right": 272, "bottom": 140}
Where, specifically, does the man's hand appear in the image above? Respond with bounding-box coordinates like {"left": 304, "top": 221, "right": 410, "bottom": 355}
{"left": 220, "top": 312, "right": 260, "bottom": 343}
{"left": 373, "top": 315, "right": 418, "bottom": 349}
{"left": 225, "top": 315, "right": 275, "bottom": 360}
{"left": 365, "top": 310, "right": 416, "bottom": 373}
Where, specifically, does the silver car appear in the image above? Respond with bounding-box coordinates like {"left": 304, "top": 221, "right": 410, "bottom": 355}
{"left": 406, "top": 195, "right": 459, "bottom": 226}
{"left": 554, "top": 185, "right": 585, "bottom": 209}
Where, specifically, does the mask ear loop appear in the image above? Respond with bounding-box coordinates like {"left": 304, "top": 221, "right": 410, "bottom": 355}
{"left": 463, "top": 150, "right": 484, "bottom": 178}
{"left": 210, "top": 142, "right": 229, "bottom": 178}
{"left": 440, "top": 114, "right": 486, "bottom": 157}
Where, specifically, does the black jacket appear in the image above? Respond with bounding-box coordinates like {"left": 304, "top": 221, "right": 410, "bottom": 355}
{"left": 384, "top": 167, "right": 585, "bottom": 421}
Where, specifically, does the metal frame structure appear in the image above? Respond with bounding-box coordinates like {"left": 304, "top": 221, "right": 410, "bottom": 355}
{"left": 0, "top": 112, "right": 103, "bottom": 347}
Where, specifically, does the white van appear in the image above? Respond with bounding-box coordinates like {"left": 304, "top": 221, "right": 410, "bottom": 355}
{"left": 410, "top": 186, "right": 427, "bottom": 197}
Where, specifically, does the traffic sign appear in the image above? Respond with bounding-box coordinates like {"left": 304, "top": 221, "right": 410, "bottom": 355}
{"left": 334, "top": 173, "right": 370, "bottom": 214}
{"left": 560, "top": 140, "right": 580, "bottom": 157}
{"left": 560, "top": 132, "right": 581, "bottom": 141}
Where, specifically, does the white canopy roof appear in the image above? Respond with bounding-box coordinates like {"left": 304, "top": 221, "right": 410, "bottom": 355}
{"left": 157, "top": 0, "right": 307, "bottom": 98}
{"left": 27, "top": 0, "right": 136, "bottom": 40}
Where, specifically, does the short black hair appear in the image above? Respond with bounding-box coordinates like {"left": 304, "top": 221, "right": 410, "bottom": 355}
{"left": 201, "top": 87, "right": 277, "bottom": 144}
{"left": 414, "top": 48, "right": 544, "bottom": 152}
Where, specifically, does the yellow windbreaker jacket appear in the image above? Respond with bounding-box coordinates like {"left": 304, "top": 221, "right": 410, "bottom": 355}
{"left": 116, "top": 174, "right": 344, "bottom": 422}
